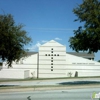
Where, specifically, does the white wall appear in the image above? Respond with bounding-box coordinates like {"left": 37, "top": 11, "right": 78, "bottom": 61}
{"left": 23, "top": 54, "right": 38, "bottom": 64}
{"left": 1, "top": 40, "right": 100, "bottom": 79}
{"left": 65, "top": 53, "right": 100, "bottom": 77}
{"left": 66, "top": 53, "right": 100, "bottom": 65}
{"left": 24, "top": 70, "right": 30, "bottom": 78}
{"left": 66, "top": 65, "right": 100, "bottom": 77}
{"left": 0, "top": 69, "right": 30, "bottom": 79}
{"left": 39, "top": 40, "right": 66, "bottom": 78}
{"left": 2, "top": 54, "right": 38, "bottom": 78}
{"left": 2, "top": 65, "right": 38, "bottom": 78}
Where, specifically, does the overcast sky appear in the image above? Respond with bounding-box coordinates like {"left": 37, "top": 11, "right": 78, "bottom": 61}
{"left": 0, "top": 0, "right": 100, "bottom": 61}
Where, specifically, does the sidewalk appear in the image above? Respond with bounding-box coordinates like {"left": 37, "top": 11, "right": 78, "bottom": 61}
{"left": 0, "top": 78, "right": 100, "bottom": 86}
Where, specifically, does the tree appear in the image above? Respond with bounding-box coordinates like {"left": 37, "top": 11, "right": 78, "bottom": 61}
{"left": 98, "top": 60, "right": 100, "bottom": 62}
{"left": 0, "top": 14, "right": 31, "bottom": 67}
{"left": 69, "top": 0, "right": 100, "bottom": 53}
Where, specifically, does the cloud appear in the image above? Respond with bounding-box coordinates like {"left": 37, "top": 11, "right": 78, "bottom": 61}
{"left": 36, "top": 42, "right": 41, "bottom": 47}
{"left": 41, "top": 40, "right": 48, "bottom": 43}
{"left": 28, "top": 41, "right": 41, "bottom": 51}
{"left": 55, "top": 37, "right": 62, "bottom": 40}
{"left": 28, "top": 40, "right": 48, "bottom": 51}
{"left": 28, "top": 38, "right": 62, "bottom": 51}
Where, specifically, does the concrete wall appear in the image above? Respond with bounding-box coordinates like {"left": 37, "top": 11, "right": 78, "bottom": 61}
{"left": 66, "top": 53, "right": 100, "bottom": 65}
{"left": 1, "top": 40, "right": 100, "bottom": 79}
{"left": 2, "top": 65, "right": 37, "bottom": 78}
{"left": 66, "top": 65, "right": 100, "bottom": 77}
{"left": 2, "top": 54, "right": 38, "bottom": 78}
{"left": 0, "top": 69, "right": 30, "bottom": 79}
{"left": 66, "top": 53, "right": 100, "bottom": 77}
{"left": 39, "top": 40, "right": 66, "bottom": 78}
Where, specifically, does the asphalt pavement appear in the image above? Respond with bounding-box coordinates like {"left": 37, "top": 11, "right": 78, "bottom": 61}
{"left": 0, "top": 87, "right": 100, "bottom": 100}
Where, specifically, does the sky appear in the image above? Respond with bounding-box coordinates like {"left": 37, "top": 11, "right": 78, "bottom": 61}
{"left": 0, "top": 0, "right": 100, "bottom": 61}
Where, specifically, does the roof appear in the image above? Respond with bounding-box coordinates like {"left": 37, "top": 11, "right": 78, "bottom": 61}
{"left": 27, "top": 52, "right": 38, "bottom": 55}
{"left": 25, "top": 52, "right": 38, "bottom": 57}
{"left": 41, "top": 40, "right": 64, "bottom": 47}
{"left": 67, "top": 52, "right": 95, "bottom": 58}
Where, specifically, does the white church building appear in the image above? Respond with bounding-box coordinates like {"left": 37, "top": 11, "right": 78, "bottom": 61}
{"left": 0, "top": 40, "right": 100, "bottom": 79}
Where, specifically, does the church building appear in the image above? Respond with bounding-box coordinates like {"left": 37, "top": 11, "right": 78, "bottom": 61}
{"left": 0, "top": 40, "right": 100, "bottom": 79}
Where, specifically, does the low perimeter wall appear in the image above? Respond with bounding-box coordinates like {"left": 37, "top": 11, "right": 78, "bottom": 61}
{"left": 66, "top": 65, "right": 100, "bottom": 77}
{"left": 0, "top": 69, "right": 30, "bottom": 79}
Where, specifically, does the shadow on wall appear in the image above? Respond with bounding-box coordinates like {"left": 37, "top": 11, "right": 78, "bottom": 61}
{"left": 74, "top": 71, "right": 78, "bottom": 77}
{"left": 0, "top": 62, "right": 3, "bottom": 70}
{"left": 67, "top": 71, "right": 78, "bottom": 77}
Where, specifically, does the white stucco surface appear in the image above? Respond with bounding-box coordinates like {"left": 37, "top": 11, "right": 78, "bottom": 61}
{"left": 0, "top": 40, "right": 100, "bottom": 79}
{"left": 0, "top": 69, "right": 30, "bottom": 79}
